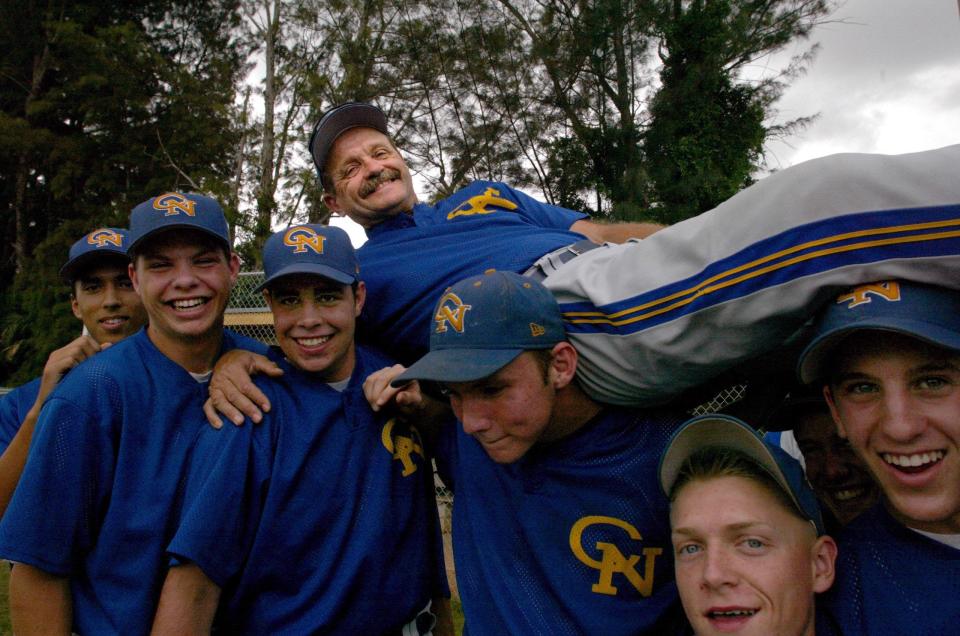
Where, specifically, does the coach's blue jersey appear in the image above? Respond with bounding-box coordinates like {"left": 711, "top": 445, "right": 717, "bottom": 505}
{"left": 438, "top": 407, "right": 683, "bottom": 635}
{"left": 167, "top": 344, "right": 445, "bottom": 634}
{"left": 0, "top": 328, "right": 263, "bottom": 635}
{"left": 0, "top": 377, "right": 39, "bottom": 454}
{"left": 358, "top": 180, "right": 586, "bottom": 362}
{"left": 823, "top": 503, "right": 960, "bottom": 635}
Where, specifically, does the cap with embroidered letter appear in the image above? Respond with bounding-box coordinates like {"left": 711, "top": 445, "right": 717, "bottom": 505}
{"left": 659, "top": 413, "right": 826, "bottom": 536}
{"left": 59, "top": 227, "right": 132, "bottom": 284}
{"left": 393, "top": 270, "right": 566, "bottom": 386}
{"left": 256, "top": 224, "right": 359, "bottom": 292}
{"left": 309, "top": 101, "right": 389, "bottom": 178}
{"left": 797, "top": 280, "right": 960, "bottom": 384}
{"left": 127, "top": 192, "right": 230, "bottom": 255}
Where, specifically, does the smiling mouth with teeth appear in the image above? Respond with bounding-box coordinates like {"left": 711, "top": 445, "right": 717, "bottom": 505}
{"left": 171, "top": 298, "right": 207, "bottom": 311}
{"left": 708, "top": 609, "right": 758, "bottom": 618}
{"left": 833, "top": 487, "right": 866, "bottom": 502}
{"left": 881, "top": 450, "right": 945, "bottom": 471}
{"left": 296, "top": 335, "right": 332, "bottom": 347}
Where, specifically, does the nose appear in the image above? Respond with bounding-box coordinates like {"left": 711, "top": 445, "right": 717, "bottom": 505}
{"left": 824, "top": 448, "right": 853, "bottom": 482}
{"left": 879, "top": 387, "right": 926, "bottom": 442}
{"left": 102, "top": 282, "right": 121, "bottom": 309}
{"left": 700, "top": 546, "right": 737, "bottom": 590}
{"left": 457, "top": 398, "right": 493, "bottom": 436}
{"left": 297, "top": 300, "right": 325, "bottom": 328}
{"left": 170, "top": 261, "right": 200, "bottom": 289}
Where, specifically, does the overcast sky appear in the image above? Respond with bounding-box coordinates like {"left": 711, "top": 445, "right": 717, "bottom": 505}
{"left": 333, "top": 0, "right": 960, "bottom": 242}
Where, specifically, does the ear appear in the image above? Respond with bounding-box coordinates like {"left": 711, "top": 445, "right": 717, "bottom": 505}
{"left": 823, "top": 385, "right": 848, "bottom": 439}
{"left": 262, "top": 289, "right": 274, "bottom": 312}
{"left": 228, "top": 252, "right": 241, "bottom": 282}
{"left": 548, "top": 342, "right": 578, "bottom": 389}
{"left": 353, "top": 281, "right": 366, "bottom": 316}
{"left": 128, "top": 262, "right": 141, "bottom": 294}
{"left": 70, "top": 293, "right": 82, "bottom": 320}
{"left": 811, "top": 535, "right": 838, "bottom": 594}
{"left": 322, "top": 192, "right": 342, "bottom": 215}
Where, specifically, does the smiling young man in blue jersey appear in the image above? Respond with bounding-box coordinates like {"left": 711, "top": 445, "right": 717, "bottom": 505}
{"left": 363, "top": 270, "right": 685, "bottom": 634}
{"left": 151, "top": 224, "right": 450, "bottom": 635}
{"left": 0, "top": 193, "right": 267, "bottom": 635}
{"left": 797, "top": 280, "right": 960, "bottom": 635}
{"left": 0, "top": 227, "right": 147, "bottom": 518}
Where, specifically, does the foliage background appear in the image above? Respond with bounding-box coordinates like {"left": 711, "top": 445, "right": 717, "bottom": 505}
{"left": 0, "top": 0, "right": 834, "bottom": 385}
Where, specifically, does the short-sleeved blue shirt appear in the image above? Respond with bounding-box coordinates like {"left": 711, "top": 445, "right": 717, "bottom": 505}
{"left": 0, "top": 377, "right": 40, "bottom": 455}
{"left": 0, "top": 328, "right": 265, "bottom": 635}
{"left": 167, "top": 344, "right": 446, "bottom": 633}
{"left": 436, "top": 406, "right": 683, "bottom": 634}
{"left": 357, "top": 180, "right": 587, "bottom": 362}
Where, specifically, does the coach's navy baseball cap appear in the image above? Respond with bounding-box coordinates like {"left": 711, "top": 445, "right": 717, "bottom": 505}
{"left": 659, "top": 413, "right": 826, "bottom": 536}
{"left": 309, "top": 102, "right": 388, "bottom": 177}
{"left": 798, "top": 280, "right": 960, "bottom": 384}
{"left": 59, "top": 228, "right": 132, "bottom": 284}
{"left": 128, "top": 192, "right": 230, "bottom": 255}
{"left": 393, "top": 270, "right": 566, "bottom": 386}
{"left": 256, "top": 224, "right": 359, "bottom": 292}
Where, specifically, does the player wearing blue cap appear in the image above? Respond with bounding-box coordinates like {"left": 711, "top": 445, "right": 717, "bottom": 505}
{"left": 0, "top": 227, "right": 147, "bottom": 518}
{"left": 151, "top": 224, "right": 449, "bottom": 635}
{"left": 298, "top": 102, "right": 960, "bottom": 408}
{"left": 796, "top": 280, "right": 960, "bottom": 636}
{"left": 0, "top": 193, "right": 266, "bottom": 634}
{"left": 363, "top": 271, "right": 685, "bottom": 634}
{"left": 658, "top": 414, "right": 839, "bottom": 636}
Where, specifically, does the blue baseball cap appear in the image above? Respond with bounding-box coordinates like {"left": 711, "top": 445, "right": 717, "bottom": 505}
{"left": 393, "top": 270, "right": 566, "bottom": 386}
{"left": 798, "top": 280, "right": 960, "bottom": 384}
{"left": 59, "top": 227, "right": 132, "bottom": 284}
{"left": 659, "top": 413, "right": 826, "bottom": 536}
{"left": 128, "top": 192, "right": 230, "bottom": 255}
{"left": 256, "top": 224, "right": 359, "bottom": 292}
{"left": 309, "top": 102, "right": 389, "bottom": 177}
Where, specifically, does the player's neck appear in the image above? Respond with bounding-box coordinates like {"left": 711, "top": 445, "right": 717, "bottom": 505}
{"left": 542, "top": 383, "right": 602, "bottom": 443}
{"left": 147, "top": 324, "right": 224, "bottom": 375}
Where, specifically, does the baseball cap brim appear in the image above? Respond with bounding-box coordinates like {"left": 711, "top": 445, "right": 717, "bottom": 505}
{"left": 128, "top": 224, "right": 230, "bottom": 256}
{"left": 658, "top": 414, "right": 824, "bottom": 535}
{"left": 59, "top": 251, "right": 129, "bottom": 284}
{"left": 391, "top": 348, "right": 524, "bottom": 387}
{"left": 255, "top": 263, "right": 357, "bottom": 292}
{"left": 798, "top": 318, "right": 960, "bottom": 384}
{"left": 310, "top": 103, "right": 388, "bottom": 174}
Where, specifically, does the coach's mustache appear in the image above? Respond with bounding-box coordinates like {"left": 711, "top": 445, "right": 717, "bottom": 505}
{"left": 359, "top": 168, "right": 402, "bottom": 198}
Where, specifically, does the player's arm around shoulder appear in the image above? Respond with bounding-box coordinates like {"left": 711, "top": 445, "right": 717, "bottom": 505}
{"left": 151, "top": 562, "right": 220, "bottom": 636}
{"left": 9, "top": 562, "right": 72, "bottom": 635}
{"left": 363, "top": 364, "right": 453, "bottom": 450}
{"left": 569, "top": 218, "right": 664, "bottom": 244}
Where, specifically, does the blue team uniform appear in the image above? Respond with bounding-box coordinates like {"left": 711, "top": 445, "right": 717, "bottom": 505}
{"left": 167, "top": 344, "right": 446, "bottom": 634}
{"left": 436, "top": 406, "right": 683, "bottom": 634}
{"left": 0, "top": 328, "right": 264, "bottom": 635}
{"left": 357, "top": 180, "right": 587, "bottom": 361}
{"left": 823, "top": 503, "right": 960, "bottom": 635}
{"left": 0, "top": 378, "right": 40, "bottom": 454}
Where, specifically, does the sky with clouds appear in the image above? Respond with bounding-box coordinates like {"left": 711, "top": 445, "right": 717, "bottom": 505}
{"left": 333, "top": 0, "right": 960, "bottom": 242}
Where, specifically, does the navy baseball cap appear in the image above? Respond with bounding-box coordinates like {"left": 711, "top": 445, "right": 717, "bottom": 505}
{"left": 798, "top": 280, "right": 960, "bottom": 384}
{"left": 659, "top": 413, "right": 826, "bottom": 536}
{"left": 128, "top": 192, "right": 230, "bottom": 255}
{"left": 309, "top": 102, "right": 388, "bottom": 177}
{"left": 393, "top": 270, "right": 566, "bottom": 386}
{"left": 59, "top": 227, "right": 132, "bottom": 284}
{"left": 256, "top": 224, "right": 359, "bottom": 292}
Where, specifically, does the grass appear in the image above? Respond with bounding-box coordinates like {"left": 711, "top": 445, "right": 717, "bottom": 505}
{"left": 0, "top": 565, "right": 9, "bottom": 633}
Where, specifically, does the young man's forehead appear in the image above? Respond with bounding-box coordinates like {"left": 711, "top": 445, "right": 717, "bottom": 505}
{"left": 832, "top": 330, "right": 960, "bottom": 369}
{"left": 136, "top": 229, "right": 227, "bottom": 258}
{"left": 73, "top": 258, "right": 131, "bottom": 284}
{"left": 267, "top": 274, "right": 349, "bottom": 294}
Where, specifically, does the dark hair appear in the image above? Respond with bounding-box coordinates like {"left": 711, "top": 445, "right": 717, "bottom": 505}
{"left": 669, "top": 446, "right": 806, "bottom": 526}
{"left": 69, "top": 254, "right": 131, "bottom": 293}
{"left": 129, "top": 229, "right": 231, "bottom": 263}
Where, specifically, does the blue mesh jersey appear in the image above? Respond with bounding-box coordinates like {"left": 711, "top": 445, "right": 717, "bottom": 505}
{"left": 0, "top": 377, "right": 40, "bottom": 454}
{"left": 357, "top": 180, "right": 587, "bottom": 363}
{"left": 167, "top": 344, "right": 446, "bottom": 634}
{"left": 823, "top": 504, "right": 960, "bottom": 635}
{"left": 435, "top": 407, "right": 684, "bottom": 635}
{"left": 0, "top": 328, "right": 265, "bottom": 635}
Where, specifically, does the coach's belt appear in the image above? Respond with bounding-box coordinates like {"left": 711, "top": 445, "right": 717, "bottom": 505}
{"left": 523, "top": 239, "right": 602, "bottom": 281}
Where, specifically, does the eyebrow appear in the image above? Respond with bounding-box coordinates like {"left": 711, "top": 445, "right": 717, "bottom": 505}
{"left": 672, "top": 521, "right": 772, "bottom": 537}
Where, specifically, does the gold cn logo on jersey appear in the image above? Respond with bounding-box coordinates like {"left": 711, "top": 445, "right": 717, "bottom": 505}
{"left": 381, "top": 419, "right": 425, "bottom": 476}
{"left": 87, "top": 229, "right": 123, "bottom": 249}
{"left": 569, "top": 515, "right": 663, "bottom": 597}
{"left": 152, "top": 193, "right": 196, "bottom": 217}
{"left": 435, "top": 292, "right": 472, "bottom": 334}
{"left": 446, "top": 187, "right": 519, "bottom": 220}
{"left": 837, "top": 281, "right": 901, "bottom": 309}
{"left": 283, "top": 226, "right": 325, "bottom": 254}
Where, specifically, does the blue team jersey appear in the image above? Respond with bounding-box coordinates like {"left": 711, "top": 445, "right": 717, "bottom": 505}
{"left": 0, "top": 377, "right": 40, "bottom": 454}
{"left": 357, "top": 180, "right": 587, "bottom": 362}
{"left": 0, "top": 328, "right": 264, "bottom": 635}
{"left": 823, "top": 503, "right": 960, "bottom": 635}
{"left": 437, "top": 406, "right": 683, "bottom": 635}
{"left": 167, "top": 344, "right": 446, "bottom": 634}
